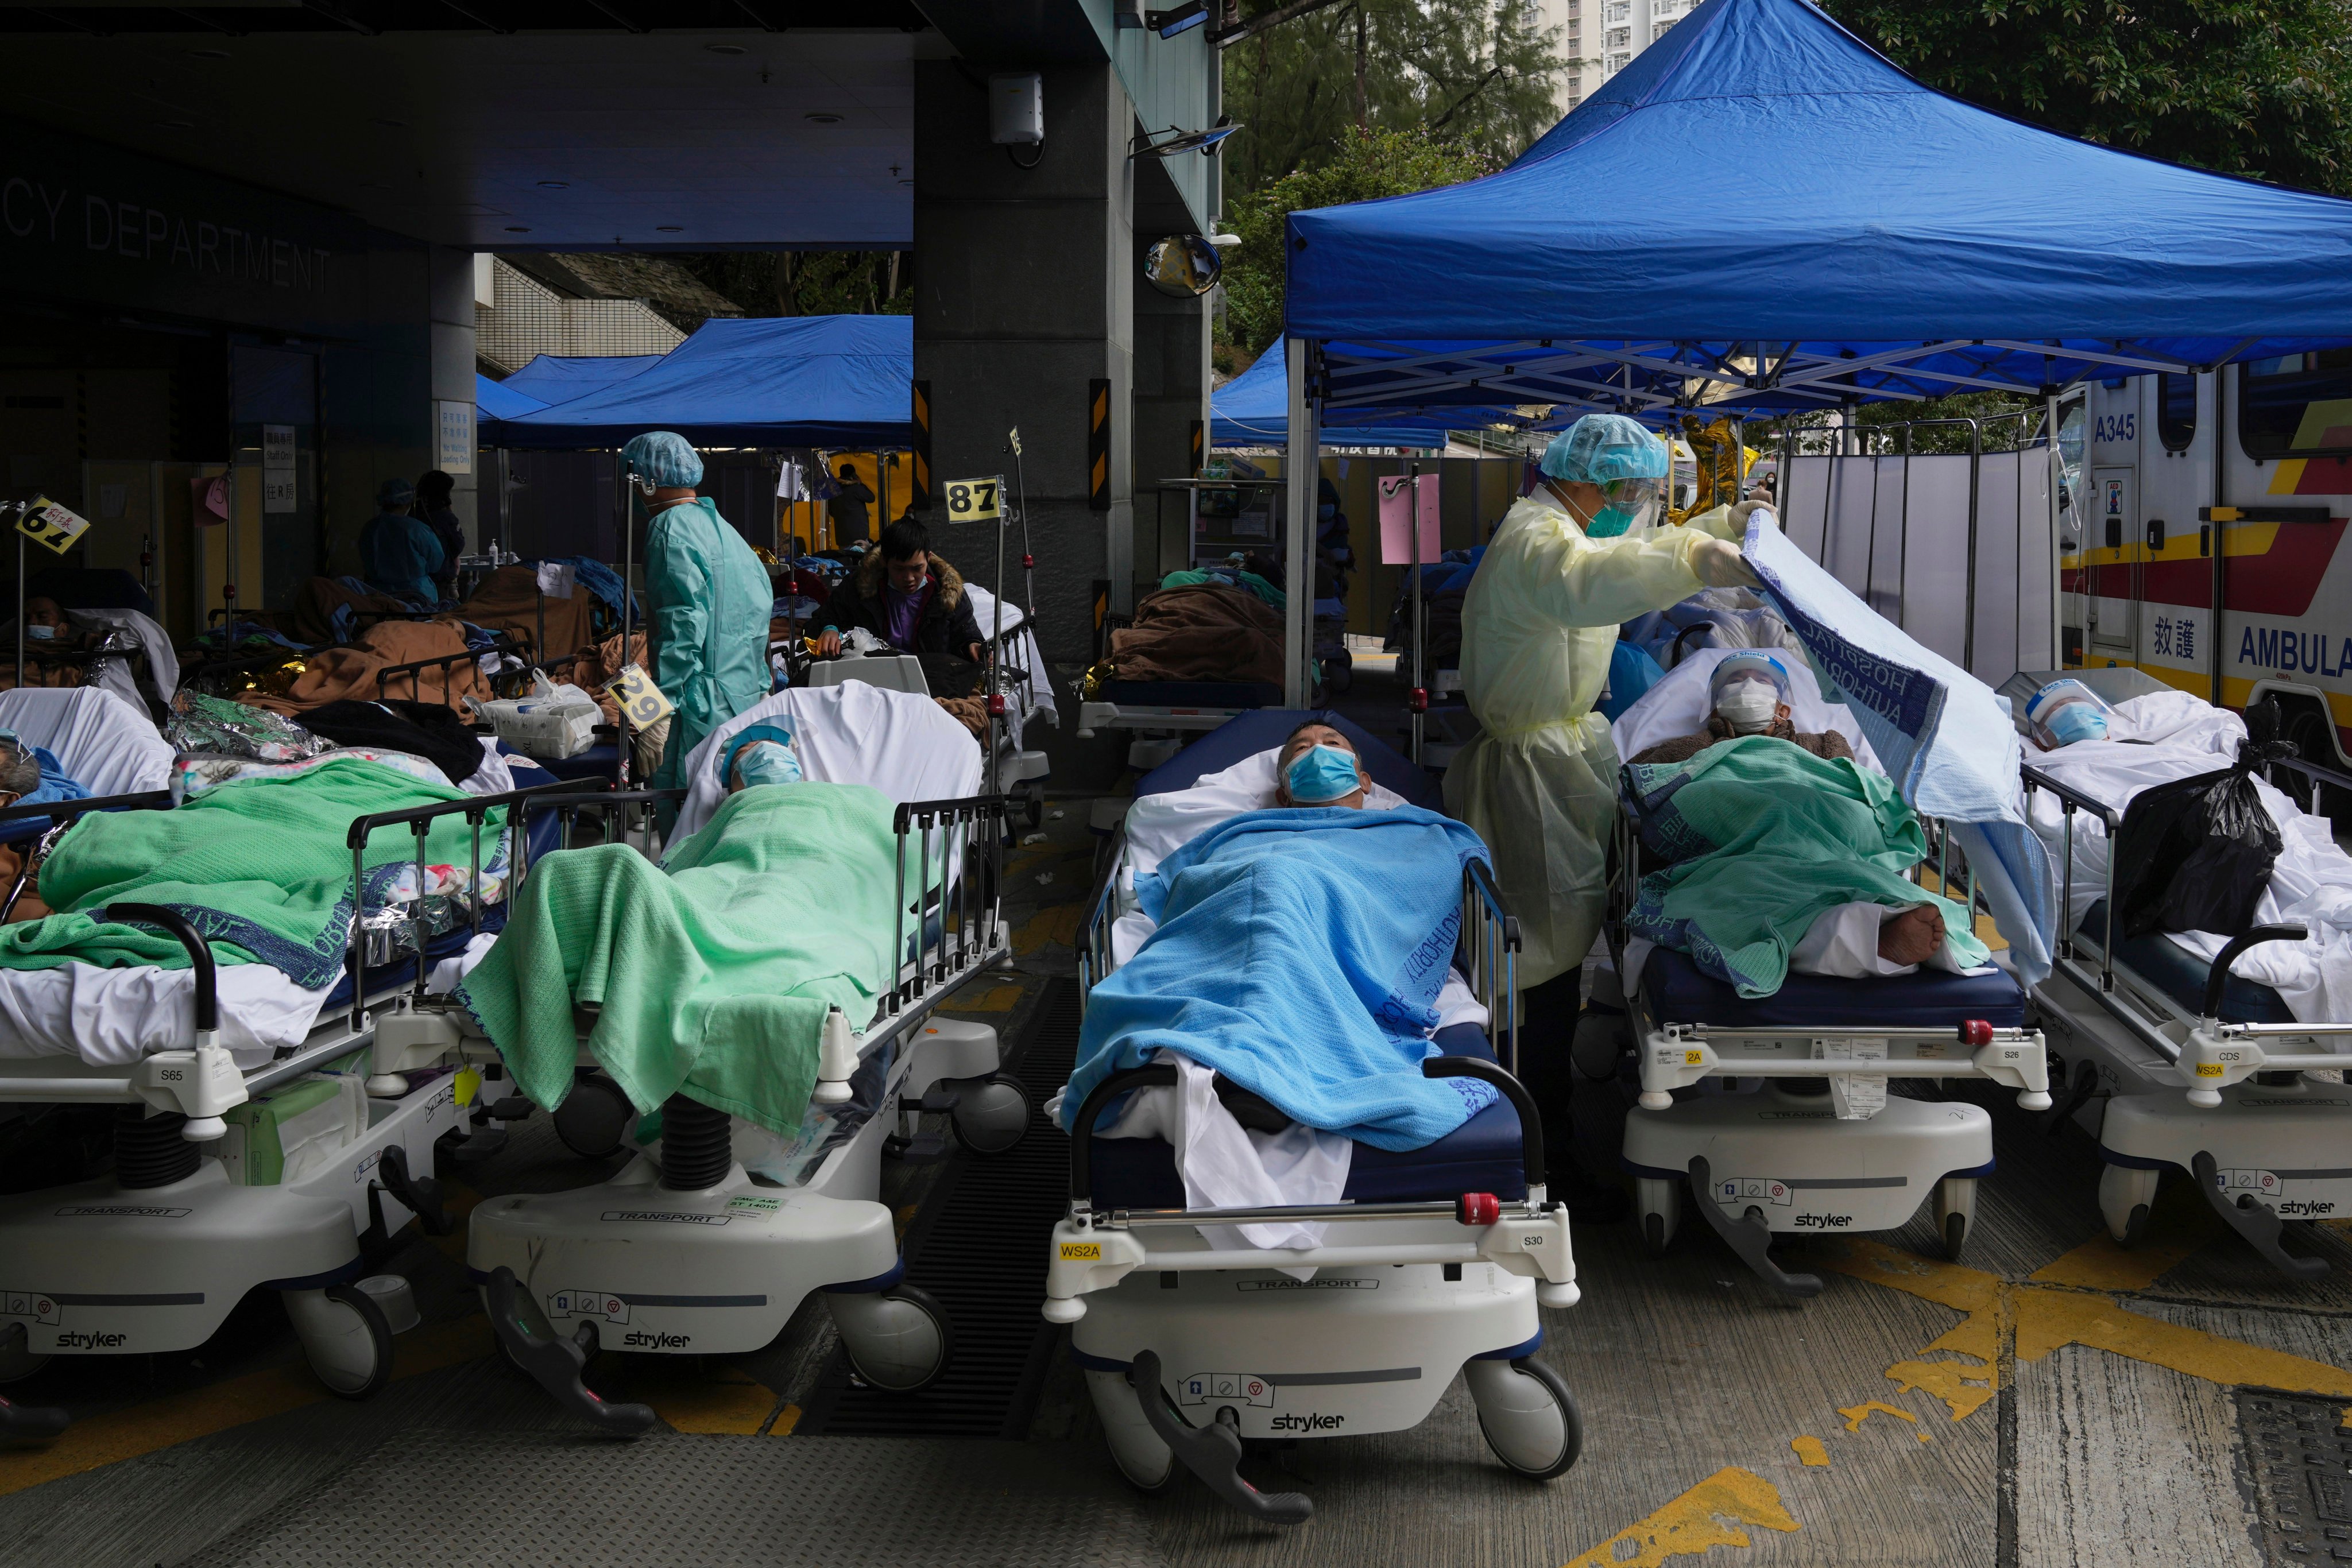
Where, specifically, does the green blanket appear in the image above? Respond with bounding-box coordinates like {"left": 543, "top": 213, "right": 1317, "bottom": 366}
{"left": 457, "top": 781, "right": 911, "bottom": 1136}
{"left": 0, "top": 756, "right": 494, "bottom": 988}
{"left": 1622, "top": 737, "right": 1989, "bottom": 997}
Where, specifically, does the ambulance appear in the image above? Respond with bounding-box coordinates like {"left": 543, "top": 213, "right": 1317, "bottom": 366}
{"left": 2064, "top": 354, "right": 2352, "bottom": 771}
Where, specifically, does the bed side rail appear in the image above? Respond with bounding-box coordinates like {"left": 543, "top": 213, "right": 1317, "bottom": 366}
{"left": 374, "top": 631, "right": 532, "bottom": 705}
{"left": 889, "top": 792, "right": 1014, "bottom": 1010}
{"left": 1460, "top": 858, "right": 1521, "bottom": 1074}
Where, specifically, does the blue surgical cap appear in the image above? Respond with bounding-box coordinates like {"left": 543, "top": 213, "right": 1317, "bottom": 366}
{"left": 376, "top": 477, "right": 416, "bottom": 509}
{"left": 1539, "top": 414, "right": 1669, "bottom": 485}
{"left": 621, "top": 431, "right": 705, "bottom": 489}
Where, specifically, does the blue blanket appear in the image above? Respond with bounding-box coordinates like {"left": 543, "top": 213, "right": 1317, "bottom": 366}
{"left": 1063, "top": 806, "right": 1496, "bottom": 1152}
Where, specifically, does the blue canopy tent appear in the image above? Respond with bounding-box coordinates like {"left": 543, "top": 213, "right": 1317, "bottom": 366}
{"left": 474, "top": 373, "right": 549, "bottom": 446}
{"left": 1211, "top": 342, "right": 1519, "bottom": 450}
{"left": 500, "top": 353, "right": 667, "bottom": 404}
{"left": 488, "top": 315, "right": 914, "bottom": 450}
{"left": 1271, "top": 0, "right": 2352, "bottom": 695}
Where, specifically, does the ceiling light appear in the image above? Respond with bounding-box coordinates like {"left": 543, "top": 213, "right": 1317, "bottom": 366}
{"left": 537, "top": 180, "right": 570, "bottom": 189}
{"left": 705, "top": 42, "right": 746, "bottom": 54}
{"left": 804, "top": 112, "right": 844, "bottom": 125}
{"left": 656, "top": 225, "right": 683, "bottom": 233}
{"left": 504, "top": 226, "right": 531, "bottom": 233}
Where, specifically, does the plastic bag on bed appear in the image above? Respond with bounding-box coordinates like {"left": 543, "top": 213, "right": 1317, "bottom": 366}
{"left": 2113, "top": 704, "right": 2296, "bottom": 940}
{"left": 164, "top": 691, "right": 330, "bottom": 762}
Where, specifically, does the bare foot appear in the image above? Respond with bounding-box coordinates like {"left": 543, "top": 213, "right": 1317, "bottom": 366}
{"left": 1878, "top": 904, "right": 1945, "bottom": 967}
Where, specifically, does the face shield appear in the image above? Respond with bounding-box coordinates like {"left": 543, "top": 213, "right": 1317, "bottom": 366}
{"left": 1588, "top": 474, "right": 1665, "bottom": 537}
{"left": 1709, "top": 654, "right": 1791, "bottom": 734}
{"left": 2025, "top": 679, "right": 2114, "bottom": 749}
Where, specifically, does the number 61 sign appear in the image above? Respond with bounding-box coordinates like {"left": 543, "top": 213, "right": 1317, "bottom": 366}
{"left": 606, "top": 664, "right": 674, "bottom": 729}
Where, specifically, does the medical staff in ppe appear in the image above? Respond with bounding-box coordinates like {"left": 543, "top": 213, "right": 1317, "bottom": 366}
{"left": 1444, "top": 414, "right": 1756, "bottom": 1202}
{"left": 622, "top": 431, "right": 774, "bottom": 799}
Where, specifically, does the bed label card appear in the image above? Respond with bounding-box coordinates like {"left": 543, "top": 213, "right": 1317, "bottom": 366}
{"left": 1815, "top": 1037, "right": 1888, "bottom": 1120}
{"left": 16, "top": 497, "right": 91, "bottom": 555}
{"left": 606, "top": 664, "right": 674, "bottom": 730}
{"left": 725, "top": 1194, "right": 781, "bottom": 1218}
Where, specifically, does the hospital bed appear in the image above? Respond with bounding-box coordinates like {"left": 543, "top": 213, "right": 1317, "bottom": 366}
{"left": 0, "top": 772, "right": 570, "bottom": 1439}
{"left": 1073, "top": 605, "right": 1283, "bottom": 772}
{"left": 468, "top": 746, "right": 1031, "bottom": 1434}
{"left": 1602, "top": 651, "right": 2051, "bottom": 1299}
{"left": 1047, "top": 711, "right": 1579, "bottom": 1524}
{"left": 2005, "top": 668, "right": 2352, "bottom": 1280}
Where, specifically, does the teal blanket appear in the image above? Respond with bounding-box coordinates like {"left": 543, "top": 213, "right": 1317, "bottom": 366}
{"left": 458, "top": 782, "right": 909, "bottom": 1136}
{"left": 1622, "top": 737, "right": 1987, "bottom": 997}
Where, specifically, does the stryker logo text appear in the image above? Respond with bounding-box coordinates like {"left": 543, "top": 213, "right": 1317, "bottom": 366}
{"left": 622, "top": 1330, "right": 692, "bottom": 1349}
{"left": 2278, "top": 1200, "right": 2338, "bottom": 1217}
{"left": 1793, "top": 1213, "right": 1855, "bottom": 1229}
{"left": 1270, "top": 1412, "right": 1344, "bottom": 1432}
{"left": 58, "top": 1330, "right": 127, "bottom": 1349}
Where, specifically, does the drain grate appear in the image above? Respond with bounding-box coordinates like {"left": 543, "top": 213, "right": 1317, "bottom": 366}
{"left": 795, "top": 978, "right": 1079, "bottom": 1438}
{"left": 2237, "top": 1388, "right": 2352, "bottom": 1560}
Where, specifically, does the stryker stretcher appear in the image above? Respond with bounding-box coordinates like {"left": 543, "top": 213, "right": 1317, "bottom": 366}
{"left": 1047, "top": 711, "right": 1577, "bottom": 1526}
{"left": 2008, "top": 669, "right": 2352, "bottom": 1280}
{"left": 0, "top": 773, "right": 568, "bottom": 1439}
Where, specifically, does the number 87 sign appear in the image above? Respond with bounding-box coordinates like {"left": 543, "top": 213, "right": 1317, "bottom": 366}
{"left": 943, "top": 475, "right": 1003, "bottom": 524}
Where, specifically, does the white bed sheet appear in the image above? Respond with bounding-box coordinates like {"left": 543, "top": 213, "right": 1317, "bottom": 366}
{"left": 0, "top": 686, "right": 174, "bottom": 797}
{"left": 962, "top": 583, "right": 1059, "bottom": 749}
{"left": 0, "top": 960, "right": 331, "bottom": 1068}
{"left": 670, "top": 682, "right": 983, "bottom": 841}
{"left": 2025, "top": 692, "right": 2352, "bottom": 1022}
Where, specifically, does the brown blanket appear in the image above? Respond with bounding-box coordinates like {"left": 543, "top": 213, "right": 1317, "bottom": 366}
{"left": 284, "top": 576, "right": 416, "bottom": 648}
{"left": 1628, "top": 715, "right": 1855, "bottom": 767}
{"left": 1109, "top": 582, "right": 1284, "bottom": 687}
{"left": 242, "top": 620, "right": 490, "bottom": 715}
{"left": 455, "top": 566, "right": 598, "bottom": 668}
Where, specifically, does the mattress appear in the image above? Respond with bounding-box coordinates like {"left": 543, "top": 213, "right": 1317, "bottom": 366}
{"left": 1099, "top": 680, "right": 1281, "bottom": 710}
{"left": 1639, "top": 945, "right": 2028, "bottom": 1029}
{"left": 1132, "top": 707, "right": 1440, "bottom": 808}
{"left": 2076, "top": 898, "right": 2297, "bottom": 1024}
{"left": 1086, "top": 1022, "right": 1527, "bottom": 1209}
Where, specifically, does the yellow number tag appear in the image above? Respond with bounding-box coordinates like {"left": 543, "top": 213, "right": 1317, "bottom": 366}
{"left": 606, "top": 664, "right": 674, "bottom": 729}
{"left": 1684, "top": 1049, "right": 1704, "bottom": 1066}
{"left": 2195, "top": 1062, "right": 2226, "bottom": 1078}
{"left": 1059, "top": 1241, "right": 1102, "bottom": 1261}
{"left": 17, "top": 497, "right": 90, "bottom": 556}
{"left": 943, "top": 475, "right": 1003, "bottom": 524}
{"left": 454, "top": 1066, "right": 482, "bottom": 1107}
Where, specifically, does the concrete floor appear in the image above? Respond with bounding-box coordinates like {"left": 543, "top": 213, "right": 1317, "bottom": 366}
{"left": 5, "top": 670, "right": 2350, "bottom": 1565}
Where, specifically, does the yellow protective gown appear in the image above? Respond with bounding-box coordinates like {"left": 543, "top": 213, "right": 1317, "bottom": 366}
{"left": 1442, "top": 495, "right": 1737, "bottom": 988}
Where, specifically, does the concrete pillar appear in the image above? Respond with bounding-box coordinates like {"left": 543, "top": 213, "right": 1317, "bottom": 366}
{"left": 1130, "top": 152, "right": 1210, "bottom": 586}
{"left": 428, "top": 244, "right": 479, "bottom": 550}
{"left": 913, "top": 59, "right": 1134, "bottom": 663}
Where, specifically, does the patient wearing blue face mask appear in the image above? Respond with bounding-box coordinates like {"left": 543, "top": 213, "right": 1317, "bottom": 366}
{"left": 1274, "top": 721, "right": 1370, "bottom": 810}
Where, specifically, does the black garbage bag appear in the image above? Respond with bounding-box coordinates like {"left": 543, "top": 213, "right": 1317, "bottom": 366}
{"left": 2112, "top": 702, "right": 2297, "bottom": 939}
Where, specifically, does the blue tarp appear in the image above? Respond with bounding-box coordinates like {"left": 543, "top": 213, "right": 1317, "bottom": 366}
{"left": 1212, "top": 342, "right": 1501, "bottom": 449}
{"left": 488, "top": 316, "right": 913, "bottom": 450}
{"left": 475, "top": 374, "right": 547, "bottom": 425}
{"left": 501, "top": 354, "right": 667, "bottom": 402}
{"left": 1285, "top": 0, "right": 2352, "bottom": 415}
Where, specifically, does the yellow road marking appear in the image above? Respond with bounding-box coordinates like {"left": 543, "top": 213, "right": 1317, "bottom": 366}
{"left": 771, "top": 1402, "right": 803, "bottom": 1436}
{"left": 1561, "top": 1468, "right": 1799, "bottom": 1568}
{"left": 1836, "top": 1400, "right": 1918, "bottom": 1434}
{"left": 1011, "top": 904, "right": 1084, "bottom": 955}
{"left": 608, "top": 1360, "right": 784, "bottom": 1435}
{"left": 0, "top": 1315, "right": 494, "bottom": 1498}
{"left": 1789, "top": 1436, "right": 1829, "bottom": 1468}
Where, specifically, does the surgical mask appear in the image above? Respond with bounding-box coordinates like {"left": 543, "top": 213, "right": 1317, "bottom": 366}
{"left": 1585, "top": 504, "right": 1639, "bottom": 539}
{"left": 1715, "top": 683, "right": 1779, "bottom": 733}
{"left": 2045, "top": 705, "right": 2109, "bottom": 747}
{"left": 25, "top": 625, "right": 55, "bottom": 641}
{"left": 1285, "top": 743, "right": 1361, "bottom": 804}
{"left": 732, "top": 741, "right": 803, "bottom": 789}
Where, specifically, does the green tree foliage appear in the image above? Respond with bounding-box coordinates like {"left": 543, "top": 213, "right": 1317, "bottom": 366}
{"left": 674, "top": 251, "right": 912, "bottom": 318}
{"left": 1223, "top": 0, "right": 1564, "bottom": 197}
{"left": 1820, "top": 0, "right": 2352, "bottom": 195}
{"left": 1219, "top": 126, "right": 1499, "bottom": 362}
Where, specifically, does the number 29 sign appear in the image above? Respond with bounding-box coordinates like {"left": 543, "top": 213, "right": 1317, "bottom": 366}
{"left": 606, "top": 664, "right": 674, "bottom": 729}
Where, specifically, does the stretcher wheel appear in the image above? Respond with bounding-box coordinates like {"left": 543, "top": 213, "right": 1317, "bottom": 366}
{"left": 0, "top": 1326, "right": 49, "bottom": 1385}
{"left": 1637, "top": 1177, "right": 1681, "bottom": 1254}
{"left": 1933, "top": 1176, "right": 1976, "bottom": 1262}
{"left": 284, "top": 1283, "right": 393, "bottom": 1401}
{"left": 1467, "top": 1354, "right": 1582, "bottom": 1480}
{"left": 1086, "top": 1366, "right": 1177, "bottom": 1494}
{"left": 950, "top": 1075, "right": 1032, "bottom": 1156}
{"left": 2098, "top": 1164, "right": 2161, "bottom": 1245}
{"left": 554, "top": 1073, "right": 632, "bottom": 1159}
{"left": 1570, "top": 1009, "right": 1631, "bottom": 1081}
{"left": 830, "top": 1283, "right": 952, "bottom": 1393}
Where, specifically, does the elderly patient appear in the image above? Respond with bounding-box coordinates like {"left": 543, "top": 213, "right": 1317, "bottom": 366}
{"left": 720, "top": 722, "right": 806, "bottom": 793}
{"left": 1273, "top": 721, "right": 1373, "bottom": 809}
{"left": 1628, "top": 652, "right": 1854, "bottom": 766}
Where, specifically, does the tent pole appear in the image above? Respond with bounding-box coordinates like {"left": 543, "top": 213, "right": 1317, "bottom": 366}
{"left": 2045, "top": 392, "right": 2063, "bottom": 671}
{"left": 1283, "top": 338, "right": 1316, "bottom": 708}
{"left": 618, "top": 453, "right": 633, "bottom": 791}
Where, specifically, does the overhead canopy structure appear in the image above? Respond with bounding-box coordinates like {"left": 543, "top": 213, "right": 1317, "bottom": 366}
{"left": 499, "top": 354, "right": 667, "bottom": 404}
{"left": 486, "top": 316, "right": 914, "bottom": 451}
{"left": 1284, "top": 0, "right": 2352, "bottom": 420}
{"left": 1210, "top": 342, "right": 1519, "bottom": 450}
{"left": 475, "top": 374, "right": 548, "bottom": 428}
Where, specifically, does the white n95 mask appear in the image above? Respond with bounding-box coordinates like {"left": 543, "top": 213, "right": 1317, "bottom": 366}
{"left": 1715, "top": 683, "right": 1778, "bottom": 733}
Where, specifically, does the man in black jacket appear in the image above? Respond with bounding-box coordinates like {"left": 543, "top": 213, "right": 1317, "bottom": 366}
{"left": 814, "top": 518, "right": 985, "bottom": 663}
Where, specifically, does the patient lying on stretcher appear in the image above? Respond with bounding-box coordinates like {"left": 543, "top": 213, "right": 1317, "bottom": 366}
{"left": 1061, "top": 720, "right": 1496, "bottom": 1250}
{"left": 2021, "top": 680, "right": 2352, "bottom": 1023}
